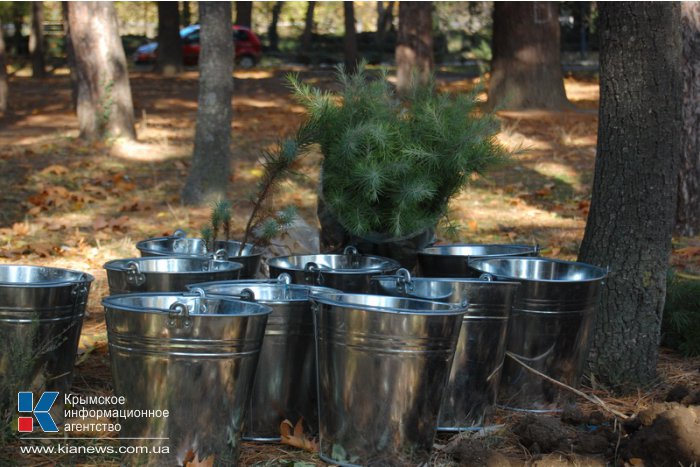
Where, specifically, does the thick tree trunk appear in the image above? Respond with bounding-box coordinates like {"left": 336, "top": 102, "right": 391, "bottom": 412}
{"left": 678, "top": 2, "right": 700, "bottom": 236}
{"left": 488, "top": 2, "right": 569, "bottom": 110}
{"left": 376, "top": 1, "right": 394, "bottom": 50}
{"left": 0, "top": 32, "right": 7, "bottom": 115}
{"left": 30, "top": 2, "right": 45, "bottom": 78}
{"left": 300, "top": 1, "right": 315, "bottom": 50}
{"left": 156, "top": 2, "right": 183, "bottom": 76}
{"left": 181, "top": 2, "right": 234, "bottom": 205}
{"left": 236, "top": 1, "right": 253, "bottom": 28}
{"left": 578, "top": 2, "right": 681, "bottom": 390}
{"left": 343, "top": 1, "right": 358, "bottom": 74}
{"left": 68, "top": 2, "right": 135, "bottom": 141}
{"left": 13, "top": 3, "right": 24, "bottom": 56}
{"left": 268, "top": 1, "right": 283, "bottom": 52}
{"left": 181, "top": 1, "right": 192, "bottom": 26}
{"left": 396, "top": 1, "right": 433, "bottom": 94}
{"left": 62, "top": 2, "right": 78, "bottom": 111}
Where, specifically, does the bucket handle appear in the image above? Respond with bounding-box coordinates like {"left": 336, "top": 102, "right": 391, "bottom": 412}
{"left": 276, "top": 273, "right": 292, "bottom": 285}
{"left": 304, "top": 262, "right": 324, "bottom": 286}
{"left": 125, "top": 261, "right": 146, "bottom": 286}
{"left": 212, "top": 249, "right": 228, "bottom": 261}
{"left": 395, "top": 268, "right": 415, "bottom": 293}
{"left": 172, "top": 229, "right": 187, "bottom": 238}
{"left": 479, "top": 273, "right": 495, "bottom": 282}
{"left": 168, "top": 302, "right": 192, "bottom": 328}
{"left": 533, "top": 243, "right": 541, "bottom": 256}
{"left": 343, "top": 245, "right": 360, "bottom": 268}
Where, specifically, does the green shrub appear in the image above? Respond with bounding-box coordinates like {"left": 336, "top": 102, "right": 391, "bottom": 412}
{"left": 662, "top": 273, "right": 700, "bottom": 357}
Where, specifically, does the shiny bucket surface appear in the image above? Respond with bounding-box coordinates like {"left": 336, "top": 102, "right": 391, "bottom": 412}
{"left": 189, "top": 279, "right": 339, "bottom": 441}
{"left": 267, "top": 248, "right": 401, "bottom": 293}
{"left": 0, "top": 265, "right": 93, "bottom": 421}
{"left": 371, "top": 271, "right": 519, "bottom": 430}
{"left": 103, "top": 292, "right": 270, "bottom": 466}
{"left": 470, "top": 257, "right": 607, "bottom": 412}
{"left": 312, "top": 292, "right": 465, "bottom": 466}
{"left": 136, "top": 234, "right": 263, "bottom": 278}
{"left": 417, "top": 243, "right": 539, "bottom": 277}
{"left": 104, "top": 256, "right": 243, "bottom": 295}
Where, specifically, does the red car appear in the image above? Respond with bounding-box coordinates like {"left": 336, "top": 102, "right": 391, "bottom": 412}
{"left": 134, "top": 24, "right": 262, "bottom": 69}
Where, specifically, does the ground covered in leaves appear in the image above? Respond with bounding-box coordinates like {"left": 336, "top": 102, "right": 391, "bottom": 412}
{"left": 1, "top": 66, "right": 699, "bottom": 466}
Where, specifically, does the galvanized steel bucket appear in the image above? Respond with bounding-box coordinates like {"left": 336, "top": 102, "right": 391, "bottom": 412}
{"left": 136, "top": 230, "right": 263, "bottom": 278}
{"left": 267, "top": 246, "right": 401, "bottom": 293}
{"left": 104, "top": 256, "right": 243, "bottom": 295}
{"left": 470, "top": 257, "right": 607, "bottom": 412}
{"left": 0, "top": 265, "right": 93, "bottom": 422}
{"left": 312, "top": 292, "right": 466, "bottom": 466}
{"left": 371, "top": 269, "right": 519, "bottom": 431}
{"left": 103, "top": 291, "right": 271, "bottom": 466}
{"left": 190, "top": 275, "right": 339, "bottom": 441}
{"left": 417, "top": 243, "right": 539, "bottom": 277}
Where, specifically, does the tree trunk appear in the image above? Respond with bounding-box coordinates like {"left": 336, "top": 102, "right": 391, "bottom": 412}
{"left": 155, "top": 2, "right": 183, "bottom": 76}
{"left": 181, "top": 1, "right": 234, "bottom": 205}
{"left": 578, "top": 2, "right": 681, "bottom": 390}
{"left": 236, "top": 1, "right": 253, "bottom": 28}
{"left": 343, "top": 2, "right": 358, "bottom": 73}
{"left": 0, "top": 31, "right": 7, "bottom": 115}
{"left": 678, "top": 2, "right": 700, "bottom": 236}
{"left": 68, "top": 2, "right": 136, "bottom": 141}
{"left": 376, "top": 1, "right": 394, "bottom": 51}
{"left": 13, "top": 3, "right": 24, "bottom": 56}
{"left": 181, "top": 1, "right": 192, "bottom": 26}
{"left": 268, "top": 1, "right": 283, "bottom": 52}
{"left": 30, "top": 2, "right": 45, "bottom": 78}
{"left": 62, "top": 2, "right": 78, "bottom": 110}
{"left": 487, "top": 2, "right": 569, "bottom": 110}
{"left": 300, "top": 1, "right": 315, "bottom": 50}
{"left": 396, "top": 1, "right": 433, "bottom": 94}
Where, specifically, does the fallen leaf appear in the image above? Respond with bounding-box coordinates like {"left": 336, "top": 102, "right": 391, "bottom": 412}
{"left": 12, "top": 222, "right": 30, "bottom": 236}
{"left": 40, "top": 164, "right": 69, "bottom": 176}
{"left": 280, "top": 418, "right": 319, "bottom": 453}
{"left": 468, "top": 220, "right": 478, "bottom": 232}
{"left": 183, "top": 449, "right": 215, "bottom": 467}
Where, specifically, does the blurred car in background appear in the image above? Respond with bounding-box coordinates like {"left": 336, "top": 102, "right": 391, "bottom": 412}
{"left": 134, "top": 24, "right": 262, "bottom": 69}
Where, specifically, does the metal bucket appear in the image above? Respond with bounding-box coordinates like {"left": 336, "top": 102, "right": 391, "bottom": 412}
{"left": 136, "top": 230, "right": 263, "bottom": 278}
{"left": 470, "top": 257, "right": 607, "bottom": 412}
{"left": 417, "top": 243, "right": 539, "bottom": 277}
{"left": 312, "top": 292, "right": 466, "bottom": 466}
{"left": 267, "top": 247, "right": 401, "bottom": 293}
{"left": 0, "top": 265, "right": 93, "bottom": 423}
{"left": 104, "top": 256, "right": 243, "bottom": 295}
{"left": 371, "top": 269, "right": 519, "bottom": 431}
{"left": 103, "top": 291, "right": 271, "bottom": 466}
{"left": 189, "top": 276, "right": 339, "bottom": 441}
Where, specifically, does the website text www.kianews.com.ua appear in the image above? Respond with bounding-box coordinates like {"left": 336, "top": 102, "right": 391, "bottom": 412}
{"left": 19, "top": 444, "right": 169, "bottom": 455}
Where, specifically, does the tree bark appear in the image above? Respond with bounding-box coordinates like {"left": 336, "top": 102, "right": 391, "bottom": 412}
{"left": 155, "top": 2, "right": 183, "bottom": 76}
{"left": 376, "top": 1, "right": 394, "bottom": 50}
{"left": 67, "top": 2, "right": 136, "bottom": 141}
{"left": 344, "top": 2, "right": 358, "bottom": 74}
{"left": 62, "top": 2, "right": 78, "bottom": 111}
{"left": 0, "top": 31, "right": 7, "bottom": 115}
{"left": 300, "top": 1, "right": 315, "bottom": 50}
{"left": 181, "top": 1, "right": 192, "bottom": 26}
{"left": 267, "top": 1, "right": 283, "bottom": 52}
{"left": 181, "top": 1, "right": 234, "bottom": 205}
{"left": 487, "top": 2, "right": 569, "bottom": 110}
{"left": 578, "top": 2, "right": 681, "bottom": 390}
{"left": 678, "top": 2, "right": 700, "bottom": 236}
{"left": 13, "top": 3, "right": 24, "bottom": 56}
{"left": 396, "top": 1, "right": 433, "bottom": 94}
{"left": 236, "top": 1, "right": 253, "bottom": 28}
{"left": 30, "top": 2, "right": 46, "bottom": 78}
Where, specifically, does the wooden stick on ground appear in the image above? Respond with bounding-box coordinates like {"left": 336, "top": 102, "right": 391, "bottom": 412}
{"left": 505, "top": 351, "right": 630, "bottom": 420}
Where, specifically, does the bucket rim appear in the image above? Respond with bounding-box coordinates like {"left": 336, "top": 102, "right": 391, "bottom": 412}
{"left": 102, "top": 292, "right": 272, "bottom": 316}
{"left": 469, "top": 256, "right": 608, "bottom": 283}
{"left": 187, "top": 280, "right": 341, "bottom": 304}
{"left": 135, "top": 236, "right": 264, "bottom": 257}
{"left": 267, "top": 254, "right": 401, "bottom": 274}
{"left": 103, "top": 256, "right": 244, "bottom": 273}
{"left": 0, "top": 264, "right": 95, "bottom": 287}
{"left": 371, "top": 274, "right": 521, "bottom": 288}
{"left": 312, "top": 292, "right": 466, "bottom": 315}
{"left": 418, "top": 243, "right": 538, "bottom": 257}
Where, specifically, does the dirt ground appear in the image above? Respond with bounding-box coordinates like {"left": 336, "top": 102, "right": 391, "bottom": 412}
{"left": 1, "top": 66, "right": 699, "bottom": 466}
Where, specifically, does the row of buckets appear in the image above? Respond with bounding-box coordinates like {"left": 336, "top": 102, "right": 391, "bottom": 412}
{"left": 0, "top": 232, "right": 608, "bottom": 466}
